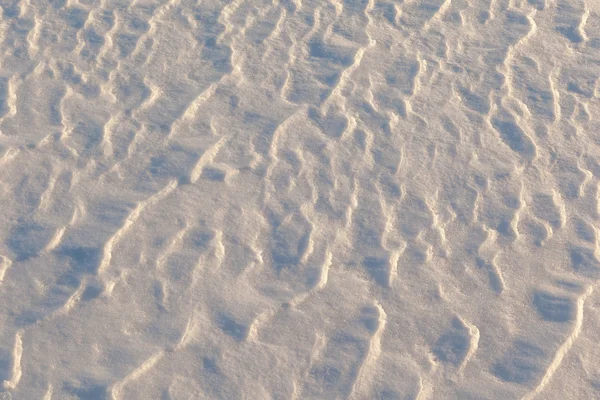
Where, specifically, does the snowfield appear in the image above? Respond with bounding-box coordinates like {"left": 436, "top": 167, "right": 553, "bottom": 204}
{"left": 0, "top": 0, "right": 599, "bottom": 398}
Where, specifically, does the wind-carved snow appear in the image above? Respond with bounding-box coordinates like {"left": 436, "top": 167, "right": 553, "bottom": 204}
{"left": 0, "top": 0, "right": 599, "bottom": 398}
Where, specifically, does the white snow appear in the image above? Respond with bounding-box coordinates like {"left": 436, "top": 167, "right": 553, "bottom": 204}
{"left": 0, "top": 0, "right": 599, "bottom": 398}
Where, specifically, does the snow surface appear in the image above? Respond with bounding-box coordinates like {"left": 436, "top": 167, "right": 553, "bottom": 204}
{"left": 0, "top": 0, "right": 599, "bottom": 398}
